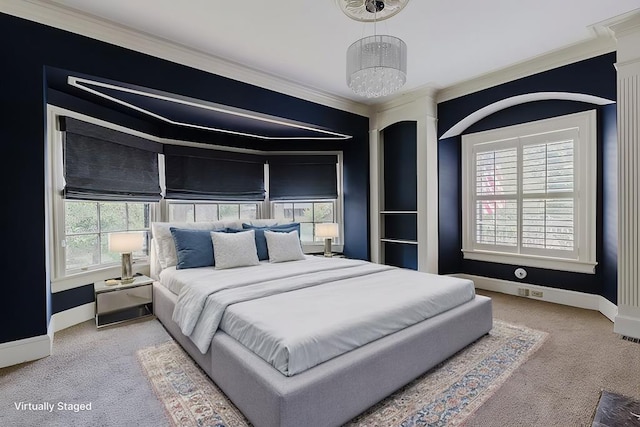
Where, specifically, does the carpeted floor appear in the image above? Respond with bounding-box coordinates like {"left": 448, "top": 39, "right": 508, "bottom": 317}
{"left": 1, "top": 290, "right": 638, "bottom": 427}
{"left": 136, "top": 320, "right": 546, "bottom": 427}
{"left": 0, "top": 318, "right": 171, "bottom": 427}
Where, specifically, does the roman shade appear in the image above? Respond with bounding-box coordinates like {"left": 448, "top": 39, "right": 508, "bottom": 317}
{"left": 164, "top": 145, "right": 265, "bottom": 201}
{"left": 268, "top": 155, "right": 338, "bottom": 200}
{"left": 61, "top": 117, "right": 162, "bottom": 202}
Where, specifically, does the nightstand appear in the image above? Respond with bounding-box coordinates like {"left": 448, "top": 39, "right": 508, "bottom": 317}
{"left": 94, "top": 274, "right": 154, "bottom": 328}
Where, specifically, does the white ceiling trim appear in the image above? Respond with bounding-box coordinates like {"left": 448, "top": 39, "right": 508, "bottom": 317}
{"left": 1, "top": 0, "right": 370, "bottom": 117}
{"left": 440, "top": 91, "right": 615, "bottom": 139}
{"left": 68, "top": 76, "right": 352, "bottom": 140}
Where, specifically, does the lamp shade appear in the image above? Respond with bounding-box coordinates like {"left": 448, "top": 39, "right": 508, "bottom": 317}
{"left": 316, "top": 223, "right": 339, "bottom": 239}
{"left": 108, "top": 232, "right": 143, "bottom": 253}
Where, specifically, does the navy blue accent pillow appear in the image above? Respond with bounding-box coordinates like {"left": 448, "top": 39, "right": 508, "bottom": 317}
{"left": 242, "top": 223, "right": 300, "bottom": 260}
{"left": 170, "top": 227, "right": 215, "bottom": 269}
{"left": 223, "top": 227, "right": 244, "bottom": 233}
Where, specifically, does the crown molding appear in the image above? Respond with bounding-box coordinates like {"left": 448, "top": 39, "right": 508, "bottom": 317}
{"left": 435, "top": 34, "right": 617, "bottom": 104}
{"left": 598, "top": 8, "right": 640, "bottom": 37}
{"left": 375, "top": 85, "right": 438, "bottom": 116}
{"left": 0, "top": 0, "right": 370, "bottom": 117}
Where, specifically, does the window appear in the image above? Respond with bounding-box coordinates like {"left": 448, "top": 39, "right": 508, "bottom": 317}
{"left": 48, "top": 106, "right": 344, "bottom": 288}
{"left": 167, "top": 201, "right": 259, "bottom": 222}
{"left": 48, "top": 107, "right": 161, "bottom": 286}
{"left": 64, "top": 201, "right": 151, "bottom": 273}
{"left": 462, "top": 110, "right": 597, "bottom": 273}
{"left": 272, "top": 201, "right": 336, "bottom": 243}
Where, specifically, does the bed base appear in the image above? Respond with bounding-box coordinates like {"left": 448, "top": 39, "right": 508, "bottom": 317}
{"left": 153, "top": 282, "right": 493, "bottom": 427}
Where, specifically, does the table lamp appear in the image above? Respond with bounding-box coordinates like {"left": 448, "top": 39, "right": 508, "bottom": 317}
{"left": 315, "top": 223, "right": 339, "bottom": 257}
{"left": 108, "top": 232, "right": 143, "bottom": 284}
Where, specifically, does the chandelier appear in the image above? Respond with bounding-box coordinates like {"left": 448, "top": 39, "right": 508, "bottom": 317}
{"left": 338, "top": 0, "right": 410, "bottom": 98}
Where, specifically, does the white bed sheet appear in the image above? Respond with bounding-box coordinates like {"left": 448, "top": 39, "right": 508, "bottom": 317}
{"left": 160, "top": 256, "right": 476, "bottom": 376}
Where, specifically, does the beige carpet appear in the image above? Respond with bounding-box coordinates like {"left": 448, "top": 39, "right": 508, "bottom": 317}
{"left": 137, "top": 319, "right": 547, "bottom": 427}
{"left": 467, "top": 290, "right": 640, "bottom": 427}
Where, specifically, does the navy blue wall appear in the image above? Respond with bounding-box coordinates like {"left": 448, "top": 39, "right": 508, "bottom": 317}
{"left": 1, "top": 12, "right": 370, "bottom": 344}
{"left": 437, "top": 53, "right": 618, "bottom": 302}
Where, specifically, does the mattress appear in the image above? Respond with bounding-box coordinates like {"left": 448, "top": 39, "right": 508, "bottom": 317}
{"left": 160, "top": 256, "right": 476, "bottom": 376}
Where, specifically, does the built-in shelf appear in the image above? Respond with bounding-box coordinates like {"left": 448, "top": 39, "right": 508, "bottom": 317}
{"left": 378, "top": 120, "right": 419, "bottom": 270}
{"left": 380, "top": 238, "right": 419, "bottom": 245}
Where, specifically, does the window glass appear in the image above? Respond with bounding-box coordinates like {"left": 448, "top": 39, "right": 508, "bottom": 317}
{"left": 63, "top": 200, "right": 150, "bottom": 273}
{"left": 169, "top": 204, "right": 194, "bottom": 222}
{"left": 219, "top": 204, "right": 240, "bottom": 220}
{"left": 272, "top": 201, "right": 336, "bottom": 243}
{"left": 195, "top": 204, "right": 218, "bottom": 222}
{"left": 168, "top": 202, "right": 259, "bottom": 222}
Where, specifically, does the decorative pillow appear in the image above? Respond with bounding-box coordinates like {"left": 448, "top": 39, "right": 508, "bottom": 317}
{"left": 242, "top": 223, "right": 301, "bottom": 261}
{"left": 210, "top": 229, "right": 260, "bottom": 269}
{"left": 264, "top": 230, "right": 306, "bottom": 263}
{"left": 245, "top": 219, "right": 280, "bottom": 227}
{"left": 152, "top": 222, "right": 222, "bottom": 269}
{"left": 170, "top": 228, "right": 215, "bottom": 270}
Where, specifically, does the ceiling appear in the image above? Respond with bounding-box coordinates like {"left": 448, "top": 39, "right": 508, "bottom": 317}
{"left": 39, "top": 0, "right": 640, "bottom": 105}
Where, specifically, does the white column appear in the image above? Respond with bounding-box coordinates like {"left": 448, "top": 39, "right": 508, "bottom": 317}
{"left": 369, "top": 126, "right": 381, "bottom": 264}
{"left": 610, "top": 12, "right": 640, "bottom": 339}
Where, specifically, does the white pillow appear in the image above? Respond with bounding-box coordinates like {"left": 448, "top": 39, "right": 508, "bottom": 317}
{"left": 264, "top": 230, "right": 305, "bottom": 263}
{"left": 210, "top": 230, "right": 260, "bottom": 269}
{"left": 152, "top": 221, "right": 223, "bottom": 269}
{"left": 245, "top": 219, "right": 280, "bottom": 227}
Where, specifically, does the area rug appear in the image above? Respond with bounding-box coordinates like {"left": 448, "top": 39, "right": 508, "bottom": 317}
{"left": 136, "top": 320, "right": 547, "bottom": 427}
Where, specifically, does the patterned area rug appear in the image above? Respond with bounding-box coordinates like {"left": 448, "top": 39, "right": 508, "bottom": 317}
{"left": 137, "top": 320, "right": 547, "bottom": 427}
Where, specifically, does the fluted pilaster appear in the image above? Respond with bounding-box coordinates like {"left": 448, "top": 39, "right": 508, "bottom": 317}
{"left": 611, "top": 12, "right": 640, "bottom": 339}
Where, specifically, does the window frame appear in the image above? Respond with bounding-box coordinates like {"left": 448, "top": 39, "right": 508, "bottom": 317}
{"left": 47, "top": 106, "right": 160, "bottom": 291}
{"left": 461, "top": 110, "right": 597, "bottom": 274}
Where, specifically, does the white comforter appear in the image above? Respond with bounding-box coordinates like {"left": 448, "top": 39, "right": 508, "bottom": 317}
{"left": 166, "top": 256, "right": 476, "bottom": 376}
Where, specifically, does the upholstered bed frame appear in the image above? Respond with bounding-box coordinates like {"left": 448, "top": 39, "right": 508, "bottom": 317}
{"left": 153, "top": 281, "right": 493, "bottom": 427}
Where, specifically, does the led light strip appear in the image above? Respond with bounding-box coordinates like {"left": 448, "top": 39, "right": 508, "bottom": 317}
{"left": 68, "top": 76, "right": 352, "bottom": 140}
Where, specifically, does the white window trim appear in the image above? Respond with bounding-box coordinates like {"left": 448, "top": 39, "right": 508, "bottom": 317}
{"left": 47, "top": 106, "right": 159, "bottom": 292}
{"left": 461, "top": 110, "right": 597, "bottom": 274}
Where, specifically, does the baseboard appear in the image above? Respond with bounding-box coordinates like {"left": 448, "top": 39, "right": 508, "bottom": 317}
{"left": 453, "top": 273, "right": 618, "bottom": 322}
{"left": 51, "top": 302, "right": 96, "bottom": 333}
{"left": 614, "top": 305, "right": 640, "bottom": 339}
{"left": 0, "top": 322, "right": 53, "bottom": 369}
{"left": 599, "top": 298, "right": 619, "bottom": 323}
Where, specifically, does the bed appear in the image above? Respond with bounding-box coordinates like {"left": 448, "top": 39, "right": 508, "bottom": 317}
{"left": 149, "top": 220, "right": 493, "bottom": 427}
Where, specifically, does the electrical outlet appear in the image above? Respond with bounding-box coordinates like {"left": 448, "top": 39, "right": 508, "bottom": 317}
{"left": 518, "top": 288, "right": 530, "bottom": 297}
{"left": 531, "top": 290, "right": 543, "bottom": 298}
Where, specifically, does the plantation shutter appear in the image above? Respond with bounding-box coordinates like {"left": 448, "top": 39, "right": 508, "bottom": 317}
{"left": 61, "top": 117, "right": 162, "bottom": 202}
{"left": 164, "top": 145, "right": 265, "bottom": 201}
{"left": 268, "top": 155, "right": 338, "bottom": 200}
{"left": 474, "top": 146, "right": 518, "bottom": 248}
{"left": 521, "top": 130, "right": 576, "bottom": 253}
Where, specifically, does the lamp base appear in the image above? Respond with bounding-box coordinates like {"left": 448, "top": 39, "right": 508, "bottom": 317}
{"left": 121, "top": 252, "right": 134, "bottom": 284}
{"left": 323, "top": 238, "right": 333, "bottom": 257}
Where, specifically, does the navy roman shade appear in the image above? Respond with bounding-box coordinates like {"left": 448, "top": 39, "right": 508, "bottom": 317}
{"left": 61, "top": 117, "right": 162, "bottom": 202}
{"left": 164, "top": 145, "right": 265, "bottom": 201}
{"left": 268, "top": 155, "right": 338, "bottom": 200}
